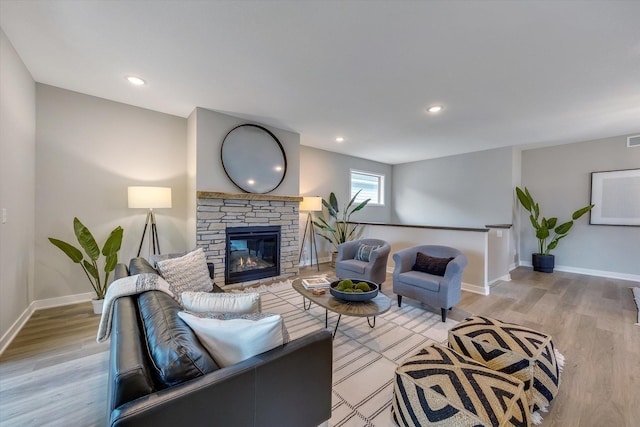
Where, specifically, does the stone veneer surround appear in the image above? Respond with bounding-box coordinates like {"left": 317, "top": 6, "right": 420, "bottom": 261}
{"left": 196, "top": 191, "right": 302, "bottom": 288}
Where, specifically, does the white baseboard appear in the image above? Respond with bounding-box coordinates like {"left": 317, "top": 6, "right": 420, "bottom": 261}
{"left": 32, "top": 291, "right": 95, "bottom": 310}
{"left": 462, "top": 282, "right": 489, "bottom": 296}
{"left": 0, "top": 302, "right": 36, "bottom": 356}
{"left": 488, "top": 274, "right": 512, "bottom": 287}
{"left": 298, "top": 256, "right": 331, "bottom": 268}
{"left": 0, "top": 291, "right": 95, "bottom": 356}
{"left": 519, "top": 261, "right": 640, "bottom": 283}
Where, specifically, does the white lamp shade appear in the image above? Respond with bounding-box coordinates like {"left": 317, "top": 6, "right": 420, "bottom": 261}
{"left": 128, "top": 186, "right": 172, "bottom": 209}
{"left": 299, "top": 196, "right": 323, "bottom": 212}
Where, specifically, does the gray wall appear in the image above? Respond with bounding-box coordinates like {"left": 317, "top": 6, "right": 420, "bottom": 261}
{"left": 187, "top": 107, "right": 301, "bottom": 248}
{"left": 192, "top": 107, "right": 300, "bottom": 195}
{"left": 391, "top": 147, "right": 515, "bottom": 228}
{"left": 35, "top": 85, "right": 188, "bottom": 300}
{"left": 520, "top": 135, "right": 640, "bottom": 275}
{"left": 0, "top": 30, "right": 36, "bottom": 341}
{"left": 300, "top": 146, "right": 392, "bottom": 258}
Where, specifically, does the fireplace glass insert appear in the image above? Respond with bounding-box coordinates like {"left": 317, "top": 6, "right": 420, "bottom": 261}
{"left": 225, "top": 225, "right": 281, "bottom": 285}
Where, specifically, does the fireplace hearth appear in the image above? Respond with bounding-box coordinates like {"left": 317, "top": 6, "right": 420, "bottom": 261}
{"left": 225, "top": 225, "right": 281, "bottom": 285}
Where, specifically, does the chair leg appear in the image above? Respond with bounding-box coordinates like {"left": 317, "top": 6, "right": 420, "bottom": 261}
{"left": 441, "top": 308, "right": 447, "bottom": 322}
{"left": 397, "top": 295, "right": 402, "bottom": 307}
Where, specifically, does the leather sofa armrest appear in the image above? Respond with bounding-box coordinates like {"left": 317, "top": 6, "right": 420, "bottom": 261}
{"left": 129, "top": 257, "right": 159, "bottom": 275}
{"left": 114, "top": 264, "right": 130, "bottom": 281}
{"left": 110, "top": 329, "right": 333, "bottom": 427}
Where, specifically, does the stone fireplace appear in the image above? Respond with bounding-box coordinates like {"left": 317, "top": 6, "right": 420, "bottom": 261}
{"left": 196, "top": 191, "right": 301, "bottom": 288}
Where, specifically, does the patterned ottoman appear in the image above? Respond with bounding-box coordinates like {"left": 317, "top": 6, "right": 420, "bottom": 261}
{"left": 448, "top": 316, "right": 563, "bottom": 422}
{"left": 392, "top": 343, "right": 530, "bottom": 427}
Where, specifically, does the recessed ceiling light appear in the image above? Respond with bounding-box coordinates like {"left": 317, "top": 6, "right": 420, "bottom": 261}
{"left": 126, "top": 76, "right": 146, "bottom": 86}
{"left": 427, "top": 105, "right": 443, "bottom": 113}
{"left": 335, "top": 137, "right": 345, "bottom": 143}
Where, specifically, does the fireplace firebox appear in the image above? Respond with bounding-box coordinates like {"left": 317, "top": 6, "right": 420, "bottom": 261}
{"left": 225, "top": 226, "right": 281, "bottom": 285}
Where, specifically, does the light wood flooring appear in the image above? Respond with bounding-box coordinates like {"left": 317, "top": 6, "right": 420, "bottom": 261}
{"left": 0, "top": 266, "right": 638, "bottom": 426}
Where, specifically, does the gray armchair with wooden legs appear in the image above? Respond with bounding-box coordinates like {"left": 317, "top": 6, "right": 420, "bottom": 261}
{"left": 392, "top": 245, "right": 468, "bottom": 322}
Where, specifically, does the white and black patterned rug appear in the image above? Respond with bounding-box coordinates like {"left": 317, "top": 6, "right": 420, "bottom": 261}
{"left": 241, "top": 281, "right": 459, "bottom": 427}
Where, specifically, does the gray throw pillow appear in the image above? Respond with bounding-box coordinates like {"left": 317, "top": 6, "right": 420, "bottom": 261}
{"left": 156, "top": 248, "right": 213, "bottom": 297}
{"left": 149, "top": 251, "right": 188, "bottom": 268}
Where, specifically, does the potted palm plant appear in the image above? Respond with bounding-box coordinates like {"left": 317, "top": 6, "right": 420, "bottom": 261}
{"left": 49, "top": 217, "right": 123, "bottom": 313}
{"left": 515, "top": 187, "right": 593, "bottom": 273}
{"left": 313, "top": 191, "right": 370, "bottom": 266}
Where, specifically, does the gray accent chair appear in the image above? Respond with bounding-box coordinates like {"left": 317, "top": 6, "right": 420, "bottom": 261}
{"left": 335, "top": 238, "right": 391, "bottom": 285}
{"left": 392, "top": 245, "right": 468, "bottom": 322}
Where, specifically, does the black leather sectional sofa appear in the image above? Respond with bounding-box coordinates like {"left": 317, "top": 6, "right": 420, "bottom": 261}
{"left": 107, "top": 257, "right": 332, "bottom": 426}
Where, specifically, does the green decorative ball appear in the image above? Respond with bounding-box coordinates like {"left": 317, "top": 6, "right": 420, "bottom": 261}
{"left": 356, "top": 282, "right": 371, "bottom": 292}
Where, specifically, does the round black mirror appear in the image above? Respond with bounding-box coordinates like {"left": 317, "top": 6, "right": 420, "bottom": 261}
{"left": 221, "top": 124, "right": 287, "bottom": 194}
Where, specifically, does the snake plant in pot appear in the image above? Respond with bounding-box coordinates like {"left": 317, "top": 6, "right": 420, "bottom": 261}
{"left": 313, "top": 191, "right": 370, "bottom": 266}
{"left": 49, "top": 217, "right": 123, "bottom": 313}
{"left": 516, "top": 187, "right": 593, "bottom": 273}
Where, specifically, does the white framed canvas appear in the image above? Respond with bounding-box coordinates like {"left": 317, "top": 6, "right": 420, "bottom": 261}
{"left": 590, "top": 168, "right": 640, "bottom": 226}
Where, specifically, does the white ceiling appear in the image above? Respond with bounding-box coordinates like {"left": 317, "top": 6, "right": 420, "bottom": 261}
{"left": 1, "top": 0, "right": 639, "bottom": 164}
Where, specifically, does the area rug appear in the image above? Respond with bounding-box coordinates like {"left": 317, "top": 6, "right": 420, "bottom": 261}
{"left": 236, "top": 280, "right": 458, "bottom": 427}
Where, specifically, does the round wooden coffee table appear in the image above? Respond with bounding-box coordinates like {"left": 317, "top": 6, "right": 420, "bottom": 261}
{"left": 292, "top": 278, "right": 391, "bottom": 338}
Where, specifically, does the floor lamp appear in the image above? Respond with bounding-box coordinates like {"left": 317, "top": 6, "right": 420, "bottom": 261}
{"left": 128, "top": 186, "right": 172, "bottom": 257}
{"left": 299, "top": 196, "right": 322, "bottom": 271}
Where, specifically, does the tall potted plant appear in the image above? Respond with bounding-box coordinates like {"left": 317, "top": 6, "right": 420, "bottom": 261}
{"left": 515, "top": 187, "right": 593, "bottom": 273}
{"left": 313, "top": 191, "right": 370, "bottom": 266}
{"left": 49, "top": 217, "right": 124, "bottom": 313}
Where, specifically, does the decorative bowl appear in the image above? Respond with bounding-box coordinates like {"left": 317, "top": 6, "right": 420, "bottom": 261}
{"left": 329, "top": 279, "right": 379, "bottom": 302}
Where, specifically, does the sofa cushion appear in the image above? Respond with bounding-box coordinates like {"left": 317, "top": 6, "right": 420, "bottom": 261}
{"left": 337, "top": 259, "right": 367, "bottom": 274}
{"left": 182, "top": 292, "right": 261, "bottom": 314}
{"left": 354, "top": 243, "right": 379, "bottom": 262}
{"left": 412, "top": 252, "right": 454, "bottom": 276}
{"left": 156, "top": 248, "right": 213, "bottom": 298}
{"left": 178, "top": 311, "right": 289, "bottom": 368}
{"left": 137, "top": 291, "right": 219, "bottom": 388}
{"left": 397, "top": 270, "right": 441, "bottom": 292}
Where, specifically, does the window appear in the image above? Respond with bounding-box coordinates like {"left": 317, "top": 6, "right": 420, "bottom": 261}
{"left": 350, "top": 170, "right": 385, "bottom": 205}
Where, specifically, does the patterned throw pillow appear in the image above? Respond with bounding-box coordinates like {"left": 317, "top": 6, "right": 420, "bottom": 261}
{"left": 412, "top": 252, "right": 454, "bottom": 276}
{"left": 354, "top": 243, "right": 380, "bottom": 262}
{"left": 178, "top": 311, "right": 290, "bottom": 367}
{"left": 156, "top": 248, "right": 213, "bottom": 299}
{"left": 149, "top": 251, "right": 187, "bottom": 268}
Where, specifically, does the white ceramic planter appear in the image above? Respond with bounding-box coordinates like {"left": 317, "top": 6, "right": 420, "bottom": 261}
{"left": 91, "top": 298, "right": 104, "bottom": 315}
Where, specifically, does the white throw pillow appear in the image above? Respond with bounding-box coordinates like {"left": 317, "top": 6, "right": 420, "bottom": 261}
{"left": 178, "top": 311, "right": 289, "bottom": 367}
{"left": 181, "top": 292, "right": 261, "bottom": 314}
{"left": 156, "top": 248, "right": 213, "bottom": 297}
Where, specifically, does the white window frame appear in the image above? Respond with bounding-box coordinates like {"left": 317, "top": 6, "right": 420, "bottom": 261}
{"left": 350, "top": 169, "right": 385, "bottom": 206}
